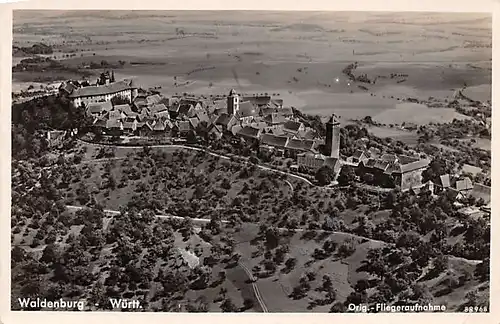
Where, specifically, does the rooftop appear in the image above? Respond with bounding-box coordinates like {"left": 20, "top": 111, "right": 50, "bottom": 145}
{"left": 236, "top": 126, "right": 261, "bottom": 139}
{"left": 68, "top": 80, "right": 135, "bottom": 98}
{"left": 261, "top": 134, "right": 289, "bottom": 148}
{"left": 285, "top": 138, "right": 316, "bottom": 151}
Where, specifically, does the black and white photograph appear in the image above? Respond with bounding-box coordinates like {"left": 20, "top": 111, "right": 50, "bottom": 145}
{"left": 8, "top": 8, "right": 492, "bottom": 313}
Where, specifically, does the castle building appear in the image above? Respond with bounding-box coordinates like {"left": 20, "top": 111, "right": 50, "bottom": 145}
{"left": 227, "top": 89, "right": 240, "bottom": 115}
{"left": 325, "top": 114, "right": 341, "bottom": 158}
{"left": 60, "top": 79, "right": 138, "bottom": 108}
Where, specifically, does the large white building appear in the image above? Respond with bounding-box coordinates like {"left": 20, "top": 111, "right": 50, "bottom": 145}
{"left": 60, "top": 79, "right": 138, "bottom": 108}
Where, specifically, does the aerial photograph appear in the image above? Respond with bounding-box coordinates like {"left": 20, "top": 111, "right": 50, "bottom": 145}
{"left": 10, "top": 10, "right": 491, "bottom": 312}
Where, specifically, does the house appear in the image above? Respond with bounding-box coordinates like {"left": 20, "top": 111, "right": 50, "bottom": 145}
{"left": 284, "top": 138, "right": 316, "bottom": 157}
{"left": 215, "top": 113, "right": 238, "bottom": 131}
{"left": 122, "top": 118, "right": 138, "bottom": 134}
{"left": 236, "top": 101, "right": 260, "bottom": 124}
{"left": 298, "top": 129, "right": 319, "bottom": 140}
{"left": 85, "top": 101, "right": 112, "bottom": 117}
{"left": 152, "top": 120, "right": 169, "bottom": 136}
{"left": 259, "top": 134, "right": 289, "bottom": 156}
{"left": 260, "top": 107, "right": 278, "bottom": 117}
{"left": 92, "top": 117, "right": 107, "bottom": 131}
{"left": 386, "top": 157, "right": 431, "bottom": 191}
{"left": 214, "top": 108, "right": 227, "bottom": 116}
{"left": 283, "top": 120, "right": 305, "bottom": 136}
{"left": 133, "top": 96, "right": 148, "bottom": 110}
{"left": 264, "top": 126, "right": 285, "bottom": 136}
{"left": 150, "top": 103, "right": 168, "bottom": 115}
{"left": 297, "top": 153, "right": 324, "bottom": 170}
{"left": 438, "top": 174, "right": 451, "bottom": 189}
{"left": 230, "top": 125, "right": 243, "bottom": 136}
{"left": 278, "top": 107, "right": 293, "bottom": 117}
{"left": 178, "top": 103, "right": 196, "bottom": 119}
{"left": 137, "top": 108, "right": 151, "bottom": 122}
{"left": 154, "top": 110, "right": 171, "bottom": 120}
{"left": 209, "top": 99, "right": 226, "bottom": 114}
{"left": 178, "top": 120, "right": 192, "bottom": 136}
{"left": 208, "top": 124, "right": 223, "bottom": 140}
{"left": 105, "top": 118, "right": 123, "bottom": 136}
{"left": 106, "top": 109, "right": 126, "bottom": 120}
{"left": 137, "top": 122, "right": 153, "bottom": 137}
{"left": 242, "top": 95, "right": 272, "bottom": 108}
{"left": 236, "top": 126, "right": 261, "bottom": 141}
{"left": 350, "top": 150, "right": 369, "bottom": 165}
{"left": 264, "top": 113, "right": 288, "bottom": 126}
{"left": 358, "top": 155, "right": 430, "bottom": 190}
{"left": 455, "top": 177, "right": 474, "bottom": 199}
{"left": 188, "top": 117, "right": 199, "bottom": 130}
{"left": 410, "top": 180, "right": 435, "bottom": 195}
{"left": 269, "top": 99, "right": 285, "bottom": 109}
{"left": 469, "top": 183, "right": 491, "bottom": 205}
{"left": 145, "top": 94, "right": 162, "bottom": 106}
{"left": 247, "top": 121, "right": 268, "bottom": 131}
{"left": 195, "top": 110, "right": 210, "bottom": 124}
{"left": 114, "top": 104, "right": 136, "bottom": 117}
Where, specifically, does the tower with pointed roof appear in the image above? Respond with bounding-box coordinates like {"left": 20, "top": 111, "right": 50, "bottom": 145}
{"left": 227, "top": 89, "right": 240, "bottom": 115}
{"left": 325, "top": 114, "right": 340, "bottom": 158}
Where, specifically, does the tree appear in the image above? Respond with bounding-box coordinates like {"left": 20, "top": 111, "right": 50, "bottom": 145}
{"left": 186, "top": 130, "right": 197, "bottom": 144}
{"left": 330, "top": 302, "right": 346, "bottom": 313}
{"left": 432, "top": 255, "right": 448, "bottom": 274}
{"left": 11, "top": 246, "right": 26, "bottom": 264}
{"left": 315, "top": 165, "right": 335, "bottom": 186}
{"left": 220, "top": 298, "right": 237, "bottom": 312}
{"left": 474, "top": 257, "right": 490, "bottom": 281}
{"left": 337, "top": 165, "right": 356, "bottom": 186}
{"left": 40, "top": 244, "right": 59, "bottom": 264}
{"left": 362, "top": 172, "right": 375, "bottom": 184}
{"left": 242, "top": 298, "right": 254, "bottom": 310}
{"left": 265, "top": 227, "right": 280, "bottom": 249}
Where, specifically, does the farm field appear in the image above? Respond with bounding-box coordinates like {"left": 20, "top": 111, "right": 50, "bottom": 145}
{"left": 12, "top": 11, "right": 491, "bottom": 124}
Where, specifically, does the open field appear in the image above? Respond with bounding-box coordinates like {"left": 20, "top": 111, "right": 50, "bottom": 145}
{"left": 13, "top": 11, "right": 491, "bottom": 123}
{"left": 372, "top": 102, "right": 472, "bottom": 125}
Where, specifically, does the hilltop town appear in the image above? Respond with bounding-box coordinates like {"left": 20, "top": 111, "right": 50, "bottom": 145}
{"left": 10, "top": 11, "right": 491, "bottom": 314}
{"left": 45, "top": 71, "right": 488, "bottom": 202}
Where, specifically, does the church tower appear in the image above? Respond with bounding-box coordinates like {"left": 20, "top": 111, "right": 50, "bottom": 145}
{"left": 325, "top": 114, "right": 340, "bottom": 158}
{"left": 227, "top": 89, "right": 240, "bottom": 115}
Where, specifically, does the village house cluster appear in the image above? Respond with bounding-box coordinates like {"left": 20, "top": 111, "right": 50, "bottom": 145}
{"left": 56, "top": 76, "right": 491, "bottom": 204}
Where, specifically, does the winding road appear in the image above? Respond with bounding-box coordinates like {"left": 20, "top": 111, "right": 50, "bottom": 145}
{"left": 76, "top": 139, "right": 315, "bottom": 186}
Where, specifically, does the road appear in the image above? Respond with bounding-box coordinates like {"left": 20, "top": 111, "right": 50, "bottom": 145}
{"left": 238, "top": 261, "right": 268, "bottom": 312}
{"left": 65, "top": 205, "right": 229, "bottom": 225}
{"left": 76, "top": 139, "right": 315, "bottom": 186}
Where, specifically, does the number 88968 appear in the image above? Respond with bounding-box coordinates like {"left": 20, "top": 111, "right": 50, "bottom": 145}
{"left": 463, "top": 306, "right": 488, "bottom": 313}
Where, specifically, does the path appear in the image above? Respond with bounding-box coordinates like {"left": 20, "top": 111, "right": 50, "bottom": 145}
{"left": 80, "top": 157, "right": 127, "bottom": 164}
{"left": 238, "top": 261, "right": 268, "bottom": 312}
{"left": 65, "top": 205, "right": 229, "bottom": 225}
{"left": 77, "top": 138, "right": 315, "bottom": 186}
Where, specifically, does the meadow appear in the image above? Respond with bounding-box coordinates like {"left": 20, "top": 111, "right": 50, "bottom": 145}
{"left": 12, "top": 11, "right": 492, "bottom": 122}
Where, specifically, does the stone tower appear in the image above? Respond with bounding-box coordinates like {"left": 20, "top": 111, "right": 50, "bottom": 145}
{"left": 227, "top": 89, "right": 240, "bottom": 115}
{"left": 325, "top": 114, "right": 340, "bottom": 158}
